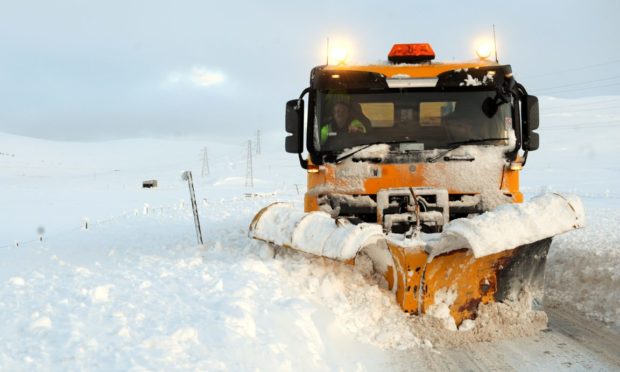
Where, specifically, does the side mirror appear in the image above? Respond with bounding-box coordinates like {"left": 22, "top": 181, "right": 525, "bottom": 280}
{"left": 285, "top": 99, "right": 304, "bottom": 153}
{"left": 526, "top": 95, "right": 539, "bottom": 130}
{"left": 528, "top": 132, "right": 539, "bottom": 151}
{"left": 523, "top": 95, "right": 540, "bottom": 151}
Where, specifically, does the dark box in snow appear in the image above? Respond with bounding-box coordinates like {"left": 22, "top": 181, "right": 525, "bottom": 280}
{"left": 142, "top": 180, "right": 158, "bottom": 188}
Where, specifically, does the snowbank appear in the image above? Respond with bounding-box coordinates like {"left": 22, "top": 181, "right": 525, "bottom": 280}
{"left": 251, "top": 203, "right": 385, "bottom": 260}
{"left": 428, "top": 193, "right": 585, "bottom": 257}
{"left": 544, "top": 208, "right": 620, "bottom": 329}
{"left": 253, "top": 193, "right": 585, "bottom": 262}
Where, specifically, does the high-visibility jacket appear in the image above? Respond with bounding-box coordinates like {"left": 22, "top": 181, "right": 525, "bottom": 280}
{"left": 320, "top": 119, "right": 366, "bottom": 143}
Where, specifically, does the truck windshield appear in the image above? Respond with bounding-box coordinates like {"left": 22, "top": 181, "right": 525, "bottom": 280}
{"left": 314, "top": 90, "right": 512, "bottom": 152}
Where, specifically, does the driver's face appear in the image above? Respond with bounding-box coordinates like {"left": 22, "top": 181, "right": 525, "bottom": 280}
{"left": 333, "top": 103, "right": 350, "bottom": 127}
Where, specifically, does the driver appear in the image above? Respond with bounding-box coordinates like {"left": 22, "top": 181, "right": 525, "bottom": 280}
{"left": 320, "top": 101, "right": 367, "bottom": 143}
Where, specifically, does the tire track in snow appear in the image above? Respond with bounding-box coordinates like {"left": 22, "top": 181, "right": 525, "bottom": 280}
{"left": 389, "top": 306, "right": 620, "bottom": 371}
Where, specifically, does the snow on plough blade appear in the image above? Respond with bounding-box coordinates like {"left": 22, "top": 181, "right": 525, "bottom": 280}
{"left": 249, "top": 193, "right": 585, "bottom": 325}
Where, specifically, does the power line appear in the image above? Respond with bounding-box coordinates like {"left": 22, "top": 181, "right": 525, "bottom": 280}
{"left": 532, "top": 75, "right": 620, "bottom": 92}
{"left": 256, "top": 130, "right": 261, "bottom": 155}
{"left": 543, "top": 103, "right": 620, "bottom": 114}
{"left": 545, "top": 123, "right": 618, "bottom": 130}
{"left": 543, "top": 119, "right": 620, "bottom": 130}
{"left": 245, "top": 140, "right": 253, "bottom": 188}
{"left": 201, "top": 147, "right": 210, "bottom": 177}
{"left": 547, "top": 119, "right": 619, "bottom": 126}
{"left": 543, "top": 97, "right": 620, "bottom": 111}
{"left": 536, "top": 81, "right": 620, "bottom": 95}
{"left": 522, "top": 58, "right": 620, "bottom": 80}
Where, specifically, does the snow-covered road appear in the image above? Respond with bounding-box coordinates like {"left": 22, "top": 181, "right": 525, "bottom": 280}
{"left": 396, "top": 307, "right": 620, "bottom": 371}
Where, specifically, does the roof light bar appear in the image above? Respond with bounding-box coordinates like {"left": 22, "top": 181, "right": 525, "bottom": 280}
{"left": 388, "top": 43, "right": 435, "bottom": 64}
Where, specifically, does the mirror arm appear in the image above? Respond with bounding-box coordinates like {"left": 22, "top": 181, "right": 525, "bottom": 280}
{"left": 296, "top": 87, "right": 311, "bottom": 169}
{"left": 298, "top": 87, "right": 310, "bottom": 103}
{"left": 521, "top": 150, "right": 529, "bottom": 167}
{"left": 515, "top": 82, "right": 530, "bottom": 151}
{"left": 512, "top": 82, "right": 529, "bottom": 151}
{"left": 298, "top": 153, "right": 308, "bottom": 169}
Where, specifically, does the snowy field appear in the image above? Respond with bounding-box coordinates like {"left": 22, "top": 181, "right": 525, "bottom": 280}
{"left": 1, "top": 96, "right": 619, "bottom": 370}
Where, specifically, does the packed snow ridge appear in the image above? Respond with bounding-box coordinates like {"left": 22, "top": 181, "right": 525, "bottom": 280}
{"left": 252, "top": 193, "right": 585, "bottom": 262}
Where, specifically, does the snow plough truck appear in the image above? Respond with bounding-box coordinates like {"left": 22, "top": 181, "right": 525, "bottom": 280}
{"left": 250, "top": 43, "right": 584, "bottom": 325}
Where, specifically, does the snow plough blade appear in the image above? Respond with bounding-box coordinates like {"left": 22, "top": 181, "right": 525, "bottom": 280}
{"left": 248, "top": 202, "right": 393, "bottom": 269}
{"left": 385, "top": 238, "right": 553, "bottom": 325}
{"left": 249, "top": 194, "right": 585, "bottom": 325}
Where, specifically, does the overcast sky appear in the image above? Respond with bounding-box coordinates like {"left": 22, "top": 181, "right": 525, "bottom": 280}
{"left": 1, "top": 0, "right": 618, "bottom": 141}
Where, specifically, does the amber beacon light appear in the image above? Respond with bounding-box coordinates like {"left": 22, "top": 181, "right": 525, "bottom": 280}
{"left": 388, "top": 43, "right": 436, "bottom": 64}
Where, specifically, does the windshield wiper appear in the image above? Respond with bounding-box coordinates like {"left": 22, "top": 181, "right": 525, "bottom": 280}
{"left": 426, "top": 137, "right": 508, "bottom": 163}
{"left": 334, "top": 140, "right": 417, "bottom": 164}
